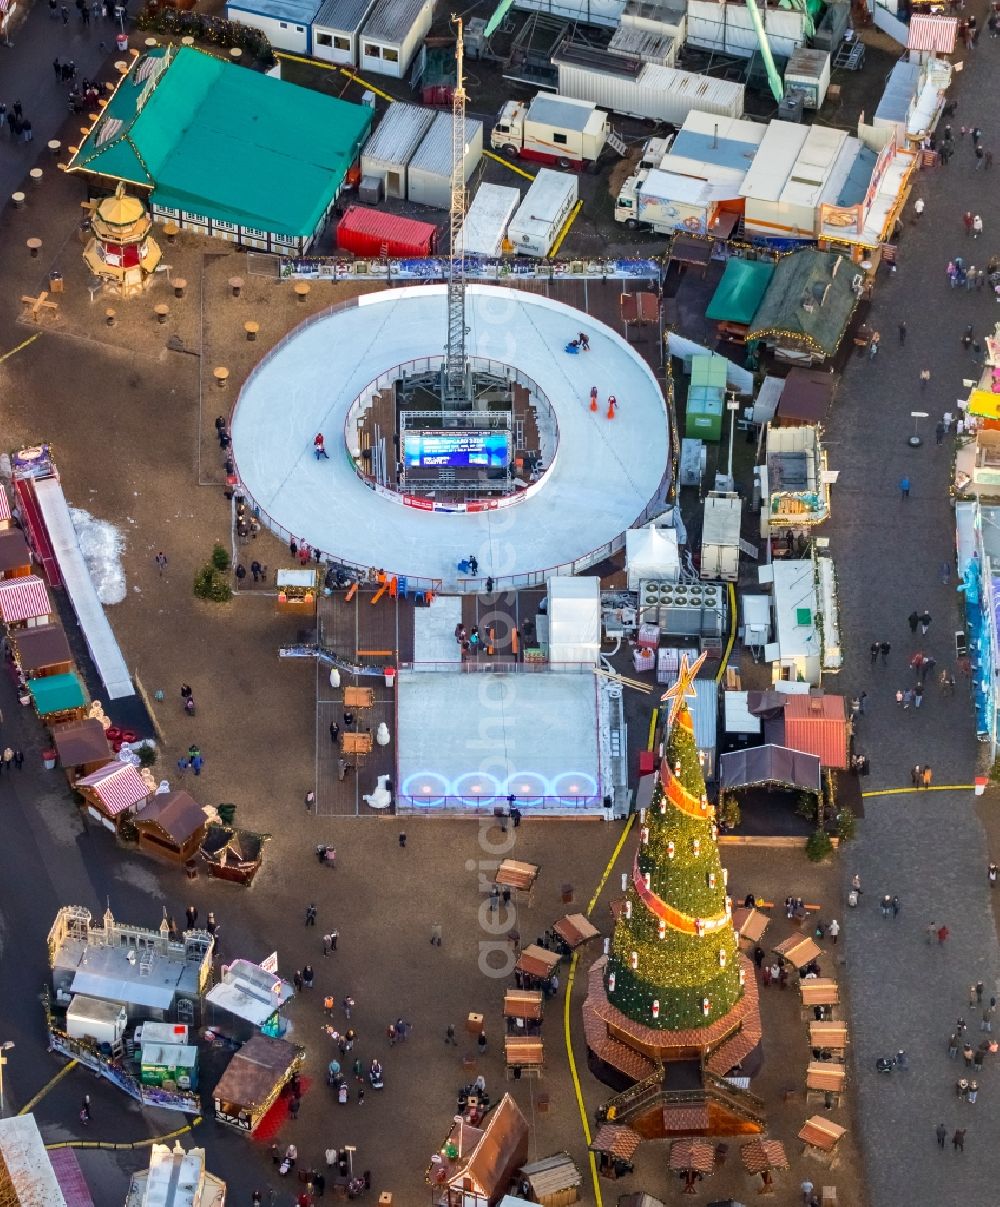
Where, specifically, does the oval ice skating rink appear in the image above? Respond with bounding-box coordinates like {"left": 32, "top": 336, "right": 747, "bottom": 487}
{"left": 231, "top": 284, "right": 670, "bottom": 590}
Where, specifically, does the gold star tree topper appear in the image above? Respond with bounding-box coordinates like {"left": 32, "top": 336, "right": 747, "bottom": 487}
{"left": 660, "top": 649, "right": 708, "bottom": 726}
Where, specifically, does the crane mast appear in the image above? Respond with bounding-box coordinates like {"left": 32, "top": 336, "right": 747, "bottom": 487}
{"left": 443, "top": 14, "right": 468, "bottom": 406}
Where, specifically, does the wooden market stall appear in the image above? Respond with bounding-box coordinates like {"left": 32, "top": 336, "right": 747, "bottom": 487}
{"left": 212, "top": 1033, "right": 303, "bottom": 1132}
{"left": 552, "top": 913, "right": 600, "bottom": 951}
{"left": 800, "top": 979, "right": 840, "bottom": 1017}
{"left": 10, "top": 623, "right": 73, "bottom": 679}
{"left": 427, "top": 1093, "right": 529, "bottom": 1206}
{"left": 0, "top": 575, "right": 53, "bottom": 628}
{"left": 517, "top": 1153, "right": 582, "bottom": 1207}
{"left": 733, "top": 906, "right": 769, "bottom": 945}
{"left": 52, "top": 718, "right": 113, "bottom": 780}
{"left": 668, "top": 1138, "right": 715, "bottom": 1194}
{"left": 798, "top": 1116, "right": 846, "bottom": 1164}
{"left": 200, "top": 824, "right": 269, "bottom": 886}
{"left": 0, "top": 528, "right": 33, "bottom": 580}
{"left": 809, "top": 1020, "right": 848, "bottom": 1061}
{"left": 28, "top": 672, "right": 88, "bottom": 724}
{"left": 516, "top": 945, "right": 561, "bottom": 982}
{"left": 505, "top": 1035, "right": 544, "bottom": 1079}
{"left": 504, "top": 989, "right": 543, "bottom": 1034}
{"left": 806, "top": 1061, "right": 846, "bottom": 1106}
{"left": 588, "top": 1124, "right": 642, "bottom": 1180}
{"left": 496, "top": 859, "right": 540, "bottom": 904}
{"left": 275, "top": 568, "right": 318, "bottom": 615}
{"left": 774, "top": 934, "right": 822, "bottom": 970}
{"left": 75, "top": 761, "right": 151, "bottom": 829}
{"left": 133, "top": 790, "right": 208, "bottom": 863}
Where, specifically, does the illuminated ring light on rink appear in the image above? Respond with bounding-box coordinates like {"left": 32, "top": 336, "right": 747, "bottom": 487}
{"left": 230, "top": 284, "right": 670, "bottom": 592}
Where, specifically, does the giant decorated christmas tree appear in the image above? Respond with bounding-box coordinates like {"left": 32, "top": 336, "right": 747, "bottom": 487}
{"left": 583, "top": 652, "right": 764, "bottom": 1138}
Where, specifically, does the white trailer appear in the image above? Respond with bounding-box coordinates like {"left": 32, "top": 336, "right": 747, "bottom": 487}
{"left": 555, "top": 55, "right": 745, "bottom": 126}
{"left": 507, "top": 169, "right": 578, "bottom": 257}
{"left": 457, "top": 183, "right": 521, "bottom": 257}
{"left": 700, "top": 491, "right": 742, "bottom": 582}
{"left": 66, "top": 994, "right": 128, "bottom": 1049}
{"left": 492, "top": 93, "right": 612, "bottom": 170}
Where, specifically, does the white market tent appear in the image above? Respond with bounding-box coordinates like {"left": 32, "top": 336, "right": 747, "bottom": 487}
{"left": 626, "top": 527, "right": 680, "bottom": 589}
{"left": 547, "top": 575, "right": 601, "bottom": 665}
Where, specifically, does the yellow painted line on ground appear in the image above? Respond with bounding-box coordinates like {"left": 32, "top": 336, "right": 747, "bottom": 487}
{"left": 337, "top": 66, "right": 395, "bottom": 102}
{"left": 862, "top": 784, "right": 976, "bottom": 797}
{"left": 647, "top": 706, "right": 659, "bottom": 751}
{"left": 548, "top": 199, "right": 583, "bottom": 258}
{"left": 17, "top": 1060, "right": 77, "bottom": 1115}
{"left": 714, "top": 582, "right": 737, "bottom": 685}
{"left": 564, "top": 813, "right": 636, "bottom": 1207}
{"left": 46, "top": 1117, "right": 200, "bottom": 1151}
{"left": 0, "top": 333, "right": 40, "bottom": 365}
{"left": 482, "top": 149, "right": 536, "bottom": 181}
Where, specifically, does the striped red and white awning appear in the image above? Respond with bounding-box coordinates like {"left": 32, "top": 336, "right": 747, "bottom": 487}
{"left": 907, "top": 15, "right": 957, "bottom": 53}
{"left": 0, "top": 575, "right": 50, "bottom": 623}
{"left": 0, "top": 488, "right": 11, "bottom": 522}
{"left": 76, "top": 762, "right": 150, "bottom": 817}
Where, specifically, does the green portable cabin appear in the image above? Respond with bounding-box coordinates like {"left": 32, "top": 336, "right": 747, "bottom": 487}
{"left": 685, "top": 354, "right": 728, "bottom": 442}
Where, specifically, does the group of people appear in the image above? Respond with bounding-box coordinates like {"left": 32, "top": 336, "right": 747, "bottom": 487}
{"left": 0, "top": 100, "right": 32, "bottom": 144}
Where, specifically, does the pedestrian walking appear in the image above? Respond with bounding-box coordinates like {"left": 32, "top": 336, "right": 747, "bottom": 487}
{"left": 914, "top": 684, "right": 924, "bottom": 708}
{"left": 305, "top": 790, "right": 315, "bottom": 811}
{"left": 851, "top": 873, "right": 862, "bottom": 895}
{"left": 52, "top": 56, "right": 61, "bottom": 77}
{"left": 908, "top": 610, "right": 919, "bottom": 634}
{"left": 398, "top": 832, "right": 407, "bottom": 848}
{"left": 936, "top": 420, "right": 946, "bottom": 444}
{"left": 869, "top": 331, "right": 880, "bottom": 360}
{"left": 431, "top": 922, "right": 442, "bottom": 946}
{"left": 903, "top": 688, "right": 914, "bottom": 709}
{"left": 927, "top": 922, "right": 938, "bottom": 944}
{"left": 12, "top": 750, "right": 22, "bottom": 771}
{"left": 976, "top": 981, "right": 984, "bottom": 1004}
{"left": 154, "top": 550, "right": 168, "bottom": 575}
{"left": 313, "top": 433, "right": 330, "bottom": 460}
{"left": 920, "top": 610, "right": 932, "bottom": 634}
{"left": 1, "top": 748, "right": 12, "bottom": 773}
{"left": 964, "top": 211, "right": 975, "bottom": 236}
{"left": 919, "top": 368, "right": 931, "bottom": 390}
{"left": 911, "top": 764, "right": 922, "bottom": 787}
{"left": 936, "top": 1123, "right": 947, "bottom": 1148}
{"left": 891, "top": 895, "right": 900, "bottom": 917}
{"left": 177, "top": 756, "right": 189, "bottom": 778}
{"left": 186, "top": 905, "right": 198, "bottom": 929}
{"left": 445, "top": 1023, "right": 457, "bottom": 1045}
{"left": 964, "top": 1043, "right": 974, "bottom": 1066}
{"left": 938, "top": 924, "right": 950, "bottom": 944}
{"left": 323, "top": 933, "right": 333, "bottom": 956}
{"left": 948, "top": 1032, "right": 959, "bottom": 1057}
{"left": 305, "top": 903, "right": 318, "bottom": 926}
{"left": 342, "top": 995, "right": 354, "bottom": 1018}
{"left": 898, "top": 320, "right": 907, "bottom": 345}
{"left": 80, "top": 1095, "right": 91, "bottom": 1124}
{"left": 968, "top": 1081, "right": 979, "bottom": 1104}
{"left": 914, "top": 197, "right": 925, "bottom": 219}
{"left": 880, "top": 641, "right": 891, "bottom": 664}
{"left": 870, "top": 640, "right": 879, "bottom": 664}
{"left": 923, "top": 766, "right": 933, "bottom": 788}
{"left": 828, "top": 918, "right": 840, "bottom": 944}
{"left": 329, "top": 721, "right": 339, "bottom": 743}
{"left": 900, "top": 476, "right": 911, "bottom": 499}
{"left": 974, "top": 214, "right": 984, "bottom": 238}
{"left": 880, "top": 894, "right": 892, "bottom": 918}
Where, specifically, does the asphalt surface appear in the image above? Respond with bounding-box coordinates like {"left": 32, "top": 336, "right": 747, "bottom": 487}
{"left": 824, "top": 27, "right": 1000, "bottom": 1206}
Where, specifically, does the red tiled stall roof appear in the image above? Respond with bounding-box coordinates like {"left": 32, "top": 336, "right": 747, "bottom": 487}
{"left": 589, "top": 1124, "right": 642, "bottom": 1160}
{"left": 0, "top": 575, "right": 50, "bottom": 623}
{"left": 76, "top": 762, "right": 151, "bottom": 817}
{"left": 780, "top": 693, "right": 849, "bottom": 770}
{"left": 740, "top": 1138, "right": 788, "bottom": 1174}
{"left": 668, "top": 1138, "right": 714, "bottom": 1172}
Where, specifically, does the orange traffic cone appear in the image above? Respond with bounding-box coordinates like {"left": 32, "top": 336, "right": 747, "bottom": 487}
{"left": 607, "top": 395, "right": 617, "bottom": 420}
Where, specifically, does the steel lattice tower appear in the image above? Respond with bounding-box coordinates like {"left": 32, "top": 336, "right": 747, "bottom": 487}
{"left": 443, "top": 15, "right": 468, "bottom": 405}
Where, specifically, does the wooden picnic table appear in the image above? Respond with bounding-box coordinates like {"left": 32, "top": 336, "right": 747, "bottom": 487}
{"left": 798, "top": 1115, "right": 845, "bottom": 1154}
{"left": 344, "top": 686, "right": 374, "bottom": 709}
{"left": 516, "top": 945, "right": 560, "bottom": 979}
{"left": 341, "top": 732, "right": 372, "bottom": 756}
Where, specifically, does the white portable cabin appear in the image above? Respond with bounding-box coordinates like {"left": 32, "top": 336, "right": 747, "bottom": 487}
{"left": 311, "top": 0, "right": 377, "bottom": 64}
{"left": 547, "top": 576, "right": 601, "bottom": 665}
{"left": 700, "top": 492, "right": 742, "bottom": 582}
{"left": 687, "top": 0, "right": 810, "bottom": 59}
{"left": 359, "top": 0, "right": 434, "bottom": 77}
{"left": 407, "top": 112, "right": 483, "bottom": 210}
{"left": 225, "top": 0, "right": 319, "bottom": 54}
{"left": 360, "top": 102, "right": 435, "bottom": 199}
{"left": 66, "top": 994, "right": 128, "bottom": 1048}
{"left": 759, "top": 559, "right": 821, "bottom": 685}
{"left": 457, "top": 183, "right": 521, "bottom": 256}
{"left": 556, "top": 55, "right": 745, "bottom": 125}
{"left": 507, "top": 169, "right": 578, "bottom": 257}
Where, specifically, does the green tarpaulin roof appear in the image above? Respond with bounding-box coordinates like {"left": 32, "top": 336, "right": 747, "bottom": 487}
{"left": 706, "top": 259, "right": 775, "bottom": 326}
{"left": 68, "top": 46, "right": 372, "bottom": 237}
{"left": 747, "top": 249, "right": 858, "bottom": 358}
{"left": 29, "top": 672, "right": 87, "bottom": 715}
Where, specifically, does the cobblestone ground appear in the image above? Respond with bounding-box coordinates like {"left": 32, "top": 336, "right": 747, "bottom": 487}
{"left": 825, "top": 30, "right": 1000, "bottom": 1206}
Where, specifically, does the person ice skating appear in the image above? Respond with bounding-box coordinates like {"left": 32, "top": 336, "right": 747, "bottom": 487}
{"left": 589, "top": 385, "right": 598, "bottom": 412}
{"left": 314, "top": 433, "right": 330, "bottom": 459}
{"left": 578, "top": 332, "right": 590, "bottom": 351}
{"left": 606, "top": 395, "right": 618, "bottom": 420}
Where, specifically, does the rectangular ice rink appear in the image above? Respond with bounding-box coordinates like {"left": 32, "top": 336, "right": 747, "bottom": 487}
{"left": 396, "top": 669, "right": 604, "bottom": 814}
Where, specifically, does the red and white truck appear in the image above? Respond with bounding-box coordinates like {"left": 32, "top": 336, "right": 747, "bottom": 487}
{"left": 491, "top": 92, "right": 624, "bottom": 170}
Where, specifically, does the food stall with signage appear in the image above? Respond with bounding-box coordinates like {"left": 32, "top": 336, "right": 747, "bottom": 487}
{"left": 213, "top": 1033, "right": 303, "bottom": 1133}
{"left": 276, "top": 568, "right": 318, "bottom": 616}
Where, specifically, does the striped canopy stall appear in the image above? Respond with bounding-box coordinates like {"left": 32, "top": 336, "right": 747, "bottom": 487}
{"left": 76, "top": 761, "right": 151, "bottom": 818}
{"left": 0, "top": 575, "right": 50, "bottom": 624}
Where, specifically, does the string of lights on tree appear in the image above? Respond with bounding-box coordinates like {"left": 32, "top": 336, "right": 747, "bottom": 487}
{"left": 605, "top": 652, "right": 743, "bottom": 1031}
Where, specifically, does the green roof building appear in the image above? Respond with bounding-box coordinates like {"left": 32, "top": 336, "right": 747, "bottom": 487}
{"left": 67, "top": 46, "right": 373, "bottom": 253}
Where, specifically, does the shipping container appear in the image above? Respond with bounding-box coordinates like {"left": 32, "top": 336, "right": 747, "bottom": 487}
{"left": 226, "top": 0, "right": 319, "bottom": 54}
{"left": 507, "top": 168, "right": 578, "bottom": 257}
{"left": 785, "top": 47, "right": 832, "bottom": 109}
{"left": 407, "top": 112, "right": 483, "bottom": 210}
{"left": 336, "top": 206, "right": 437, "bottom": 256}
{"left": 555, "top": 54, "right": 745, "bottom": 125}
{"left": 457, "top": 183, "right": 521, "bottom": 256}
{"left": 361, "top": 101, "right": 435, "bottom": 199}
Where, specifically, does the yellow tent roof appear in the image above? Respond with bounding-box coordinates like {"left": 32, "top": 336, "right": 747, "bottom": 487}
{"left": 968, "top": 388, "right": 1000, "bottom": 421}
{"left": 95, "top": 191, "right": 147, "bottom": 227}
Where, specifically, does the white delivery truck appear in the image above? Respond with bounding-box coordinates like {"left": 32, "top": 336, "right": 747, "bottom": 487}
{"left": 456, "top": 183, "right": 521, "bottom": 257}
{"left": 615, "top": 168, "right": 720, "bottom": 234}
{"left": 507, "top": 169, "right": 579, "bottom": 257}
{"left": 491, "top": 92, "right": 623, "bottom": 170}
